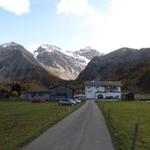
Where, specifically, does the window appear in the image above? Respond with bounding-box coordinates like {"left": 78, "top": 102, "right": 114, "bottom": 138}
{"left": 105, "top": 85, "right": 118, "bottom": 92}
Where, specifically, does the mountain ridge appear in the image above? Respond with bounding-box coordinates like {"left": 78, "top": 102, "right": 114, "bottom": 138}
{"left": 34, "top": 44, "right": 102, "bottom": 80}
{"left": 0, "top": 42, "right": 149, "bottom": 92}
{"left": 76, "top": 47, "right": 150, "bottom": 92}
{"left": 0, "top": 42, "right": 61, "bottom": 90}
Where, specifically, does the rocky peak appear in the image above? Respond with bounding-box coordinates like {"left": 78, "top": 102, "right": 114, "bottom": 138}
{"left": 75, "top": 46, "right": 103, "bottom": 60}
{"left": 34, "top": 44, "right": 62, "bottom": 54}
{"left": 0, "top": 42, "right": 24, "bottom": 49}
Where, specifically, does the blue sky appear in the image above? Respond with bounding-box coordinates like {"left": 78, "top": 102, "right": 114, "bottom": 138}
{"left": 0, "top": 0, "right": 150, "bottom": 53}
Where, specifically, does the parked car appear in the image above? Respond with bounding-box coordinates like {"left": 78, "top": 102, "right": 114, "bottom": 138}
{"left": 72, "top": 98, "right": 81, "bottom": 104}
{"left": 59, "top": 98, "right": 76, "bottom": 106}
{"left": 31, "top": 96, "right": 45, "bottom": 103}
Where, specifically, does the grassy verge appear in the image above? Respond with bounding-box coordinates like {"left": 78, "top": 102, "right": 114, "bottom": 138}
{"left": 0, "top": 101, "right": 83, "bottom": 150}
{"left": 96, "top": 101, "right": 150, "bottom": 150}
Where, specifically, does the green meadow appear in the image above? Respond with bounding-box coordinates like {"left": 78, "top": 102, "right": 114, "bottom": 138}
{"left": 0, "top": 101, "right": 82, "bottom": 150}
{"left": 97, "top": 101, "right": 150, "bottom": 150}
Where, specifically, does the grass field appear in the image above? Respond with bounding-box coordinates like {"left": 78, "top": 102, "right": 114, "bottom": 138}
{"left": 97, "top": 101, "right": 150, "bottom": 150}
{"left": 0, "top": 101, "right": 83, "bottom": 150}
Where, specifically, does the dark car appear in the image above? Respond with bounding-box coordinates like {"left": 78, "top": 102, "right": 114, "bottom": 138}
{"left": 59, "top": 98, "right": 76, "bottom": 106}
{"left": 31, "top": 96, "right": 45, "bottom": 103}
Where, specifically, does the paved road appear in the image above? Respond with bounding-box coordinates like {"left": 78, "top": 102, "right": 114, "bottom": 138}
{"left": 22, "top": 101, "right": 114, "bottom": 150}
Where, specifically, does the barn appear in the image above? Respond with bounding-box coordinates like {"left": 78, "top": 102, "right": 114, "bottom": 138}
{"left": 49, "top": 85, "right": 74, "bottom": 100}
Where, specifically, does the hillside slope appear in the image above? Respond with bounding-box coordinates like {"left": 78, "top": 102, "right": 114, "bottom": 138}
{"left": 0, "top": 42, "right": 61, "bottom": 90}
{"left": 76, "top": 48, "right": 150, "bottom": 92}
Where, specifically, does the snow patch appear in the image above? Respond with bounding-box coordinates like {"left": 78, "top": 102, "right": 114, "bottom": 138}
{"left": 0, "top": 42, "right": 19, "bottom": 48}
{"left": 65, "top": 50, "right": 90, "bottom": 64}
{"left": 79, "top": 46, "right": 94, "bottom": 53}
{"left": 40, "top": 44, "right": 61, "bottom": 52}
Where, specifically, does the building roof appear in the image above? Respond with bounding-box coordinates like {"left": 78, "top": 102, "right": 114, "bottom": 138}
{"left": 84, "top": 81, "right": 122, "bottom": 86}
{"left": 49, "top": 84, "right": 73, "bottom": 91}
{"left": 23, "top": 90, "right": 50, "bottom": 93}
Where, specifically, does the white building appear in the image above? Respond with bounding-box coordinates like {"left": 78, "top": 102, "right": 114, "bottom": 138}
{"left": 84, "top": 81, "right": 122, "bottom": 100}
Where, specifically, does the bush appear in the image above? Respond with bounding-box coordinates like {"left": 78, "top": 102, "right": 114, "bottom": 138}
{"left": 11, "top": 91, "right": 19, "bottom": 97}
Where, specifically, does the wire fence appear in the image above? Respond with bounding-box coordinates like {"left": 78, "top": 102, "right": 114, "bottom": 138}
{"left": 97, "top": 101, "right": 150, "bottom": 150}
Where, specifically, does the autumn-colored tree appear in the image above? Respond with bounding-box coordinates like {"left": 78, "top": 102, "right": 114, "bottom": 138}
{"left": 11, "top": 82, "right": 21, "bottom": 95}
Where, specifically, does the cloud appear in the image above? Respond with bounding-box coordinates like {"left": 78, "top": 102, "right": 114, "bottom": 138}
{"left": 91, "top": 0, "right": 150, "bottom": 52}
{"left": 57, "top": 0, "right": 95, "bottom": 16}
{"left": 0, "top": 0, "right": 30, "bottom": 15}
{"left": 57, "top": 0, "right": 150, "bottom": 53}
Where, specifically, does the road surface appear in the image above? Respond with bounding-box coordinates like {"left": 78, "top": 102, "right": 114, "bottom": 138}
{"left": 22, "top": 101, "right": 114, "bottom": 150}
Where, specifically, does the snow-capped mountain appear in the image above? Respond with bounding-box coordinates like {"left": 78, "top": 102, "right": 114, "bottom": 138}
{"left": 65, "top": 46, "right": 103, "bottom": 65}
{"left": 0, "top": 42, "right": 60, "bottom": 89}
{"left": 34, "top": 44, "right": 102, "bottom": 80}
{"left": 0, "top": 42, "right": 102, "bottom": 84}
{"left": 66, "top": 46, "right": 103, "bottom": 60}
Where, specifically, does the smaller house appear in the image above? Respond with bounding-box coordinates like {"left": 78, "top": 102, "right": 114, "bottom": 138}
{"left": 21, "top": 91, "right": 50, "bottom": 100}
{"left": 84, "top": 81, "right": 122, "bottom": 100}
{"left": 49, "top": 85, "right": 74, "bottom": 100}
{"left": 123, "top": 92, "right": 135, "bottom": 100}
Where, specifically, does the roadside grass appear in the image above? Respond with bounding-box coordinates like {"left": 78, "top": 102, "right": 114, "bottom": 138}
{"left": 0, "top": 100, "right": 83, "bottom": 150}
{"left": 96, "top": 101, "right": 150, "bottom": 150}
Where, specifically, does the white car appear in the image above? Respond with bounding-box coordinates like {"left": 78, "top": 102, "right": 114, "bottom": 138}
{"left": 72, "top": 98, "right": 81, "bottom": 103}
{"left": 59, "top": 98, "right": 76, "bottom": 106}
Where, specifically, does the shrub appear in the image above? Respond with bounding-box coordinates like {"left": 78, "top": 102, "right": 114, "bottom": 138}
{"left": 11, "top": 91, "right": 19, "bottom": 97}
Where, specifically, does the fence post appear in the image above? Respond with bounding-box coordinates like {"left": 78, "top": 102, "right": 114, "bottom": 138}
{"left": 101, "top": 102, "right": 104, "bottom": 110}
{"left": 56, "top": 109, "right": 58, "bottom": 122}
{"left": 131, "top": 123, "right": 139, "bottom": 150}
{"left": 68, "top": 106, "right": 71, "bottom": 113}
{"left": 108, "top": 108, "right": 111, "bottom": 122}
